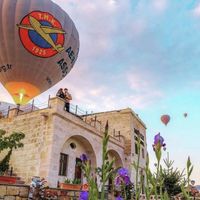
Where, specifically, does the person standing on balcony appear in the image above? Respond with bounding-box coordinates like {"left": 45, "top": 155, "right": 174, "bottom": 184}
{"left": 64, "top": 88, "right": 72, "bottom": 112}
{"left": 56, "top": 88, "right": 65, "bottom": 99}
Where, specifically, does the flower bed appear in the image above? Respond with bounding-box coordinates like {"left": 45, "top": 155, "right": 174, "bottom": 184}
{"left": 59, "top": 182, "right": 82, "bottom": 190}
{"left": 0, "top": 175, "right": 18, "bottom": 184}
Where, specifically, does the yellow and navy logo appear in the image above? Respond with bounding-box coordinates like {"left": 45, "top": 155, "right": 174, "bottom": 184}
{"left": 17, "top": 11, "right": 65, "bottom": 58}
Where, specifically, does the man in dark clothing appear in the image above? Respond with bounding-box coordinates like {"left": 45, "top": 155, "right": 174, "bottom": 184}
{"left": 64, "top": 88, "right": 72, "bottom": 112}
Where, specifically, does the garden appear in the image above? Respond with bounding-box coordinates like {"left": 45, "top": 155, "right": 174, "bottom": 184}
{"left": 77, "top": 122, "right": 198, "bottom": 200}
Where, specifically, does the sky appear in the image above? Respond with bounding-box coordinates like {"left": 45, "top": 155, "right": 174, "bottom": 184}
{"left": 0, "top": 0, "right": 200, "bottom": 184}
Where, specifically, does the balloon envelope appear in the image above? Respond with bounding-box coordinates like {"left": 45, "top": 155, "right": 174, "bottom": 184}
{"left": 0, "top": 0, "right": 79, "bottom": 104}
{"left": 161, "top": 115, "right": 170, "bottom": 126}
{"left": 184, "top": 113, "right": 188, "bottom": 118}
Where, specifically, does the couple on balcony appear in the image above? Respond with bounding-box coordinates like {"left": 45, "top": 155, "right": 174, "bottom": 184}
{"left": 56, "top": 88, "right": 72, "bottom": 112}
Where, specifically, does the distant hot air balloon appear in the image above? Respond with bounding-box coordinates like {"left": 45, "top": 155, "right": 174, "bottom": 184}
{"left": 161, "top": 115, "right": 170, "bottom": 126}
{"left": 184, "top": 113, "right": 188, "bottom": 118}
{"left": 0, "top": 0, "right": 79, "bottom": 105}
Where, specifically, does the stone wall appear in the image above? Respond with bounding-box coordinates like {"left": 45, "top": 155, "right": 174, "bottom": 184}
{"left": 0, "top": 184, "right": 79, "bottom": 200}
{"left": 0, "top": 106, "right": 54, "bottom": 184}
{"left": 0, "top": 183, "right": 197, "bottom": 200}
{"left": 47, "top": 109, "right": 125, "bottom": 187}
{"left": 83, "top": 109, "right": 147, "bottom": 183}
{"left": 130, "top": 112, "right": 147, "bottom": 183}
{"left": 0, "top": 184, "right": 29, "bottom": 200}
{"left": 43, "top": 188, "right": 79, "bottom": 199}
{"left": 0, "top": 98, "right": 126, "bottom": 187}
{"left": 84, "top": 109, "right": 133, "bottom": 139}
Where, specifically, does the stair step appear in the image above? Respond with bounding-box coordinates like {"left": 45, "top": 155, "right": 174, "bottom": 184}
{"left": 16, "top": 180, "right": 25, "bottom": 184}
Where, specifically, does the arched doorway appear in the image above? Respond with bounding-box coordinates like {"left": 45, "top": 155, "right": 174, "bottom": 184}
{"left": 107, "top": 149, "right": 123, "bottom": 192}
{"left": 59, "top": 135, "right": 97, "bottom": 183}
{"left": 107, "top": 149, "right": 123, "bottom": 169}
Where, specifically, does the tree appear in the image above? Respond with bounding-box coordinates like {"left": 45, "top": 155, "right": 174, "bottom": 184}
{"left": 0, "top": 129, "right": 25, "bottom": 175}
{"left": 161, "top": 153, "right": 186, "bottom": 197}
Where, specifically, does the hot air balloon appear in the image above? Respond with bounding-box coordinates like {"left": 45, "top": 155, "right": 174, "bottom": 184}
{"left": 161, "top": 115, "right": 170, "bottom": 126}
{"left": 0, "top": 0, "right": 79, "bottom": 105}
{"left": 184, "top": 113, "right": 188, "bottom": 118}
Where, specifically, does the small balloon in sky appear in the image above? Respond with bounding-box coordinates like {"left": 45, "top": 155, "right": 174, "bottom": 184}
{"left": 160, "top": 114, "right": 170, "bottom": 126}
{"left": 183, "top": 113, "right": 188, "bottom": 118}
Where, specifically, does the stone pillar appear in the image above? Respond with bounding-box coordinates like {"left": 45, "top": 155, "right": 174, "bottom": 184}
{"left": 8, "top": 108, "right": 23, "bottom": 118}
{"left": 48, "top": 97, "right": 65, "bottom": 113}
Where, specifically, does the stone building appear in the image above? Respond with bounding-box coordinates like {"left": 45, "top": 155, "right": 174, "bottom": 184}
{"left": 0, "top": 97, "right": 147, "bottom": 188}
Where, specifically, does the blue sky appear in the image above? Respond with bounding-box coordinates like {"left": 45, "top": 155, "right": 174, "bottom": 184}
{"left": 0, "top": 0, "right": 200, "bottom": 184}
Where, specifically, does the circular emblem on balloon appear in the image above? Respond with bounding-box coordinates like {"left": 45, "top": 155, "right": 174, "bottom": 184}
{"left": 17, "top": 11, "right": 65, "bottom": 58}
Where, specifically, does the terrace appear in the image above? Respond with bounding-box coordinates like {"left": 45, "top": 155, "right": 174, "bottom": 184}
{"left": 0, "top": 96, "right": 125, "bottom": 146}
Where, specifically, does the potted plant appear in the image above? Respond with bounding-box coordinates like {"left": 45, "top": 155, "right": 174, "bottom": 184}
{"left": 59, "top": 178, "right": 82, "bottom": 190}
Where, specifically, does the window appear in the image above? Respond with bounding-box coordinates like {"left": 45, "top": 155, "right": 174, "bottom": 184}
{"left": 134, "top": 128, "right": 139, "bottom": 135}
{"left": 135, "top": 143, "right": 138, "bottom": 154}
{"left": 140, "top": 134, "right": 144, "bottom": 141}
{"left": 75, "top": 158, "right": 82, "bottom": 181}
{"left": 140, "top": 140, "right": 144, "bottom": 146}
{"left": 142, "top": 148, "right": 145, "bottom": 159}
{"left": 59, "top": 153, "right": 68, "bottom": 176}
{"left": 134, "top": 136, "right": 138, "bottom": 141}
{"left": 134, "top": 129, "right": 145, "bottom": 146}
{"left": 70, "top": 142, "right": 76, "bottom": 149}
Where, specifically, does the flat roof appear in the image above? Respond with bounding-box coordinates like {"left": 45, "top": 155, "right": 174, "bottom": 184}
{"left": 82, "top": 108, "right": 147, "bottom": 129}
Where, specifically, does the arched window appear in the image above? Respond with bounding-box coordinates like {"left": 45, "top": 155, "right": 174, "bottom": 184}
{"left": 59, "top": 153, "right": 68, "bottom": 176}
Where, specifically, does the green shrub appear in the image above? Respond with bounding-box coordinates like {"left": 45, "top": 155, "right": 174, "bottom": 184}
{"left": 0, "top": 129, "right": 25, "bottom": 175}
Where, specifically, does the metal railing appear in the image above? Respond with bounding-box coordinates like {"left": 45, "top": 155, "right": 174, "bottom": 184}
{"left": 70, "top": 103, "right": 89, "bottom": 116}
{"left": 0, "top": 96, "right": 91, "bottom": 120}
{"left": 0, "top": 98, "right": 50, "bottom": 118}
{"left": 0, "top": 96, "right": 122, "bottom": 142}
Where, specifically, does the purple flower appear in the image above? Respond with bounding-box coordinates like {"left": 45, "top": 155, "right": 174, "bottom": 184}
{"left": 79, "top": 191, "right": 88, "bottom": 200}
{"left": 80, "top": 154, "right": 88, "bottom": 162}
{"left": 117, "top": 168, "right": 128, "bottom": 177}
{"left": 153, "top": 133, "right": 166, "bottom": 151}
{"left": 116, "top": 196, "right": 123, "bottom": 200}
{"left": 115, "top": 168, "right": 131, "bottom": 186}
{"left": 115, "top": 176, "right": 121, "bottom": 186}
{"left": 123, "top": 175, "right": 131, "bottom": 185}
{"left": 154, "top": 133, "right": 164, "bottom": 145}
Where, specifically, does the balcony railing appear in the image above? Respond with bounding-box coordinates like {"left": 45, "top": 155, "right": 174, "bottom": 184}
{"left": 0, "top": 96, "right": 123, "bottom": 143}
